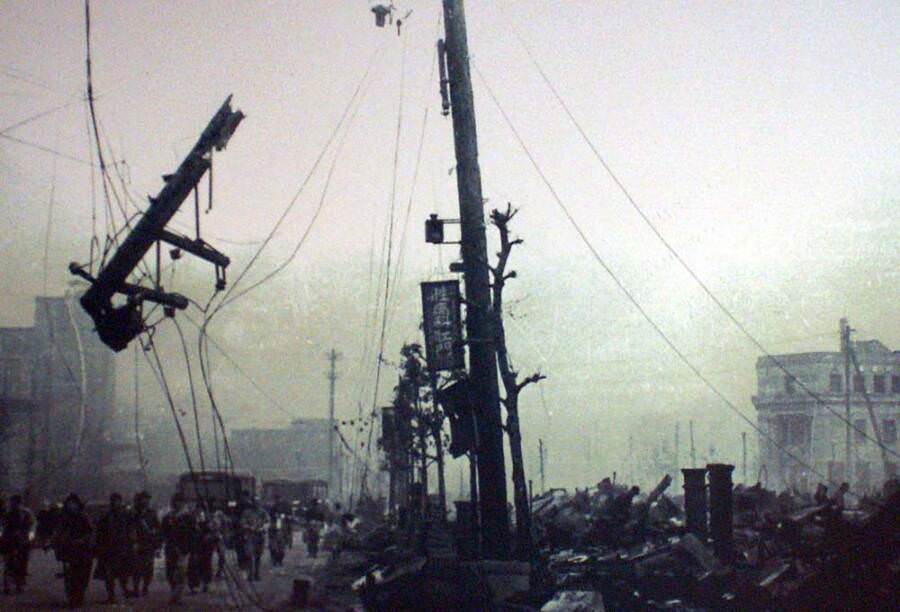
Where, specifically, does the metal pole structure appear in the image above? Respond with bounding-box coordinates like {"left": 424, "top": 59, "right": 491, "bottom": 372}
{"left": 627, "top": 434, "right": 634, "bottom": 483}
{"left": 538, "top": 438, "right": 545, "bottom": 493}
{"left": 689, "top": 420, "right": 697, "bottom": 469}
{"left": 441, "top": 0, "right": 509, "bottom": 558}
{"left": 840, "top": 318, "right": 852, "bottom": 488}
{"left": 741, "top": 432, "right": 747, "bottom": 484}
{"left": 674, "top": 422, "right": 680, "bottom": 490}
{"left": 326, "top": 349, "right": 341, "bottom": 499}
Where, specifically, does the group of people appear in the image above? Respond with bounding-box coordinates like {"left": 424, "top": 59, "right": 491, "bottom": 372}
{"left": 46, "top": 490, "right": 207, "bottom": 607}
{"left": 0, "top": 488, "right": 302, "bottom": 608}
{"left": 301, "top": 499, "right": 356, "bottom": 561}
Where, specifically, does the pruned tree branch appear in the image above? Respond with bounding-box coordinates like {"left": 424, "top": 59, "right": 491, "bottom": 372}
{"left": 516, "top": 372, "right": 547, "bottom": 393}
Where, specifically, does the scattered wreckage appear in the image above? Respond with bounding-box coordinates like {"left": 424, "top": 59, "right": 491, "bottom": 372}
{"left": 326, "top": 466, "right": 899, "bottom": 611}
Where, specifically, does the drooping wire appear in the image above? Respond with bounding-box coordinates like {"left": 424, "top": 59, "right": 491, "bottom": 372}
{"left": 504, "top": 18, "right": 899, "bottom": 460}
{"left": 205, "top": 41, "right": 385, "bottom": 320}
{"left": 26, "top": 298, "right": 90, "bottom": 493}
{"left": 0, "top": 99, "right": 81, "bottom": 136}
{"left": 173, "top": 318, "right": 208, "bottom": 479}
{"left": 182, "top": 312, "right": 294, "bottom": 419}
{"left": 83, "top": 0, "right": 152, "bottom": 283}
{"left": 217, "top": 54, "right": 378, "bottom": 311}
{"left": 83, "top": 94, "right": 99, "bottom": 271}
{"left": 140, "top": 332, "right": 250, "bottom": 610}
{"left": 142, "top": 334, "right": 200, "bottom": 498}
{"left": 473, "top": 63, "right": 851, "bottom": 494}
{"left": 41, "top": 126, "right": 60, "bottom": 294}
{"left": 367, "top": 30, "right": 410, "bottom": 454}
{"left": 0, "top": 133, "right": 93, "bottom": 166}
{"left": 84, "top": 0, "right": 119, "bottom": 260}
{"left": 133, "top": 343, "right": 147, "bottom": 487}
{"left": 385, "top": 26, "right": 440, "bottom": 333}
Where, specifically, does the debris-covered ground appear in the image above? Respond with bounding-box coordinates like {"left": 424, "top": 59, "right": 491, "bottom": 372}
{"left": 523, "top": 475, "right": 900, "bottom": 610}
{"left": 334, "top": 475, "right": 900, "bottom": 611}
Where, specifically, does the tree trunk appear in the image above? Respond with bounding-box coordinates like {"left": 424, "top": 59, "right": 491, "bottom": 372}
{"left": 419, "top": 422, "right": 429, "bottom": 515}
{"left": 505, "top": 393, "right": 531, "bottom": 559}
{"left": 434, "top": 426, "right": 448, "bottom": 519}
{"left": 489, "top": 205, "right": 537, "bottom": 561}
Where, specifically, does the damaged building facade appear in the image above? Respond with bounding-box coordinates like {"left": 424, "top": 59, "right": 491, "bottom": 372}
{"left": 0, "top": 294, "right": 116, "bottom": 502}
{"left": 753, "top": 337, "right": 900, "bottom": 493}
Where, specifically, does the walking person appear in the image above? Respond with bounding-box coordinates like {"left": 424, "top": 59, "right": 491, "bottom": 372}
{"left": 209, "top": 508, "right": 228, "bottom": 579}
{"left": 268, "top": 515, "right": 286, "bottom": 567}
{"left": 94, "top": 493, "right": 133, "bottom": 602}
{"left": 129, "top": 491, "right": 161, "bottom": 597}
{"left": 303, "top": 519, "right": 321, "bottom": 559}
{"left": 239, "top": 496, "right": 268, "bottom": 581}
{"left": 2, "top": 494, "right": 34, "bottom": 595}
{"left": 51, "top": 493, "right": 94, "bottom": 608}
{"left": 187, "top": 506, "right": 215, "bottom": 594}
{"left": 322, "top": 516, "right": 343, "bottom": 561}
{"left": 303, "top": 498, "right": 324, "bottom": 559}
{"left": 282, "top": 511, "right": 294, "bottom": 550}
{"left": 161, "top": 493, "right": 194, "bottom": 605}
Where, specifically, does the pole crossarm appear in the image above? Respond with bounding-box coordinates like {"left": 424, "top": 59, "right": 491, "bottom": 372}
{"left": 70, "top": 96, "right": 243, "bottom": 351}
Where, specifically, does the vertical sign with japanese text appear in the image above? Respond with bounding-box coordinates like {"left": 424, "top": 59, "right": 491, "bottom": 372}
{"left": 421, "top": 280, "right": 465, "bottom": 372}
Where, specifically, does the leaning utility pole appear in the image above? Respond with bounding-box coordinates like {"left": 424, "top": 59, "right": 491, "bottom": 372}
{"left": 71, "top": 97, "right": 242, "bottom": 351}
{"left": 840, "top": 318, "right": 852, "bottom": 487}
{"left": 441, "top": 0, "right": 509, "bottom": 557}
{"left": 326, "top": 349, "right": 341, "bottom": 498}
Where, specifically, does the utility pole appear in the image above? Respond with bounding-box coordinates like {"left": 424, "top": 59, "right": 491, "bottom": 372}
{"left": 689, "top": 420, "right": 696, "bottom": 469}
{"left": 538, "top": 439, "right": 545, "bottom": 493}
{"left": 441, "top": 0, "right": 509, "bottom": 557}
{"left": 741, "top": 432, "right": 747, "bottom": 484}
{"left": 134, "top": 344, "right": 147, "bottom": 488}
{"left": 627, "top": 434, "right": 634, "bottom": 483}
{"left": 840, "top": 318, "right": 852, "bottom": 488}
{"left": 674, "top": 422, "right": 680, "bottom": 489}
{"left": 326, "top": 349, "right": 341, "bottom": 499}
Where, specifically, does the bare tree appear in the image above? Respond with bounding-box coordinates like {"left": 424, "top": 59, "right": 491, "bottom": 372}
{"left": 489, "top": 204, "right": 545, "bottom": 560}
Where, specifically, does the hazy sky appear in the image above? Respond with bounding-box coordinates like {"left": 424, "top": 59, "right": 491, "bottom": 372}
{"left": 1, "top": 1, "right": 897, "bottom": 488}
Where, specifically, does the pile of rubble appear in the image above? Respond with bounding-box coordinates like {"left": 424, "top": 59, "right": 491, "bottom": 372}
{"left": 528, "top": 466, "right": 900, "bottom": 610}
{"left": 318, "top": 467, "right": 898, "bottom": 610}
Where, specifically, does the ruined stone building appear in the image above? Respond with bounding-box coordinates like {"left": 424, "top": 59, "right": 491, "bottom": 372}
{"left": 0, "top": 295, "right": 116, "bottom": 502}
{"left": 753, "top": 337, "right": 900, "bottom": 493}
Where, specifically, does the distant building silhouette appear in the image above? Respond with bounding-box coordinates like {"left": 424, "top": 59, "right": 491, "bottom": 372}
{"left": 0, "top": 294, "right": 116, "bottom": 503}
{"left": 230, "top": 418, "right": 334, "bottom": 485}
